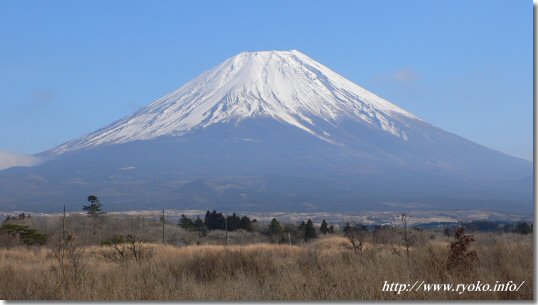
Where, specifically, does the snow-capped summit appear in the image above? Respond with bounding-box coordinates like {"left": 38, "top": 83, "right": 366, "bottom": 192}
{"left": 50, "top": 50, "right": 420, "bottom": 154}
{"left": 0, "top": 50, "right": 532, "bottom": 213}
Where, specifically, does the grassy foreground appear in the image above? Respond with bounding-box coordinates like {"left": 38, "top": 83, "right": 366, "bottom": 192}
{"left": 0, "top": 234, "right": 532, "bottom": 300}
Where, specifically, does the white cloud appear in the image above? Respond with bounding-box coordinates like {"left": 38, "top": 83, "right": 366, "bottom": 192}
{"left": 0, "top": 150, "right": 41, "bottom": 171}
{"left": 31, "top": 89, "right": 57, "bottom": 104}
{"left": 370, "top": 68, "right": 419, "bottom": 85}
{"left": 392, "top": 68, "right": 419, "bottom": 83}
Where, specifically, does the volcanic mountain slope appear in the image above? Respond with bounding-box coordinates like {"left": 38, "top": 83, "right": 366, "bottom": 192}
{"left": 48, "top": 50, "right": 417, "bottom": 154}
{"left": 0, "top": 50, "right": 532, "bottom": 213}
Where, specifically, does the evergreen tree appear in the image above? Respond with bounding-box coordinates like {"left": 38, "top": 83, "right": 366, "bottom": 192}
{"left": 329, "top": 225, "right": 335, "bottom": 233}
{"left": 83, "top": 195, "right": 105, "bottom": 217}
{"left": 320, "top": 219, "right": 329, "bottom": 235}
{"left": 503, "top": 223, "right": 516, "bottom": 233}
{"left": 250, "top": 218, "right": 259, "bottom": 231}
{"left": 239, "top": 215, "right": 252, "bottom": 231}
{"left": 216, "top": 211, "right": 226, "bottom": 230}
{"left": 0, "top": 223, "right": 47, "bottom": 246}
{"left": 204, "top": 210, "right": 226, "bottom": 230}
{"left": 204, "top": 210, "right": 211, "bottom": 228}
{"left": 304, "top": 219, "right": 318, "bottom": 241}
{"left": 343, "top": 222, "right": 352, "bottom": 234}
{"left": 268, "top": 218, "right": 282, "bottom": 236}
{"left": 178, "top": 214, "right": 195, "bottom": 230}
{"left": 297, "top": 221, "right": 306, "bottom": 238}
{"left": 357, "top": 224, "right": 368, "bottom": 232}
{"left": 193, "top": 216, "right": 206, "bottom": 236}
{"left": 226, "top": 213, "right": 241, "bottom": 231}
{"left": 220, "top": 212, "right": 226, "bottom": 230}
{"left": 515, "top": 222, "right": 532, "bottom": 234}
{"left": 194, "top": 216, "right": 204, "bottom": 230}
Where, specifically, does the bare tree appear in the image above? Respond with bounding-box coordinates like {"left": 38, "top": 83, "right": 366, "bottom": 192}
{"left": 392, "top": 213, "right": 416, "bottom": 258}
{"left": 101, "top": 234, "right": 153, "bottom": 267}
{"left": 49, "top": 233, "right": 86, "bottom": 290}
{"left": 344, "top": 222, "right": 381, "bottom": 256}
{"left": 0, "top": 226, "right": 20, "bottom": 249}
{"left": 344, "top": 223, "right": 367, "bottom": 256}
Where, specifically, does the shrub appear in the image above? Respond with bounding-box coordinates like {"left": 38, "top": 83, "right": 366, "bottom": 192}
{"left": 0, "top": 223, "right": 47, "bottom": 247}
{"left": 101, "top": 234, "right": 153, "bottom": 267}
{"left": 514, "top": 222, "right": 532, "bottom": 235}
{"left": 446, "top": 226, "right": 478, "bottom": 272}
{"left": 344, "top": 223, "right": 369, "bottom": 256}
{"left": 50, "top": 233, "right": 86, "bottom": 290}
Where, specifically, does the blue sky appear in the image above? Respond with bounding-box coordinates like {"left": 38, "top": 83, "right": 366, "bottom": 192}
{"left": 0, "top": 0, "right": 533, "bottom": 160}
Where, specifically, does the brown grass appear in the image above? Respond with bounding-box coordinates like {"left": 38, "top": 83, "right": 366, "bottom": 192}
{"left": 0, "top": 233, "right": 532, "bottom": 300}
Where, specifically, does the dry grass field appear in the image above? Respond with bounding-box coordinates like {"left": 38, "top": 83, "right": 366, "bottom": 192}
{"left": 0, "top": 231, "right": 532, "bottom": 300}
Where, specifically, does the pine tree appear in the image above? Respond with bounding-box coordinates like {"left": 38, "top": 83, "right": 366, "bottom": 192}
{"left": 215, "top": 211, "right": 226, "bottom": 230}
{"left": 343, "top": 222, "right": 352, "bottom": 234}
{"left": 320, "top": 219, "right": 329, "bottom": 235}
{"left": 204, "top": 210, "right": 226, "bottom": 230}
{"left": 193, "top": 216, "right": 206, "bottom": 236}
{"left": 515, "top": 222, "right": 532, "bottom": 234}
{"left": 226, "top": 213, "right": 241, "bottom": 231}
{"left": 204, "top": 210, "right": 211, "bottom": 228}
{"left": 268, "top": 218, "right": 282, "bottom": 243}
{"left": 268, "top": 218, "right": 282, "bottom": 236}
{"left": 297, "top": 221, "right": 306, "bottom": 238}
{"left": 0, "top": 223, "right": 47, "bottom": 246}
{"left": 304, "top": 219, "right": 318, "bottom": 241}
{"left": 239, "top": 215, "right": 252, "bottom": 231}
{"left": 83, "top": 195, "right": 105, "bottom": 217}
{"left": 194, "top": 216, "right": 204, "bottom": 230}
{"left": 178, "top": 214, "right": 194, "bottom": 230}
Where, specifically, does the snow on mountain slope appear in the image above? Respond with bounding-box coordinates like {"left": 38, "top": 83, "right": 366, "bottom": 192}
{"left": 50, "top": 50, "right": 420, "bottom": 155}
{"left": 2, "top": 50, "right": 532, "bottom": 213}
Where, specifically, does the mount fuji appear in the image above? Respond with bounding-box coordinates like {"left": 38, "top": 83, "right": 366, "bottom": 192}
{"left": 0, "top": 50, "right": 532, "bottom": 213}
